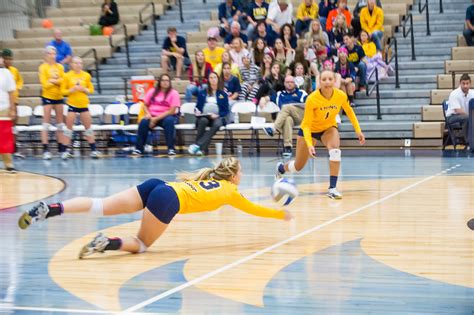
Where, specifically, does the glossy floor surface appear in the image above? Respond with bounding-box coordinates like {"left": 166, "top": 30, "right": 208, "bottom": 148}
{"left": 1, "top": 151, "right": 473, "bottom": 314}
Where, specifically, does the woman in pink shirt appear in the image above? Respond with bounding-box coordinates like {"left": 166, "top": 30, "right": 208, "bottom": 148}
{"left": 133, "top": 74, "right": 181, "bottom": 156}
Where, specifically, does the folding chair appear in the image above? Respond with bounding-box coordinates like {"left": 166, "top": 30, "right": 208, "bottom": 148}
{"left": 224, "top": 101, "right": 256, "bottom": 154}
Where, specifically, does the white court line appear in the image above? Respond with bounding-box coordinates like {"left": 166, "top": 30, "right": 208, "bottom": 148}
{"left": 45, "top": 173, "right": 449, "bottom": 178}
{"left": 0, "top": 305, "right": 158, "bottom": 315}
{"left": 121, "top": 164, "right": 461, "bottom": 314}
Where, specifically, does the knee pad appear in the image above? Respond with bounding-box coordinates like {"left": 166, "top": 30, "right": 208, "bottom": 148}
{"left": 42, "top": 123, "right": 51, "bottom": 131}
{"left": 84, "top": 128, "right": 94, "bottom": 137}
{"left": 329, "top": 148, "right": 341, "bottom": 162}
{"left": 288, "top": 161, "right": 299, "bottom": 173}
{"left": 133, "top": 236, "right": 148, "bottom": 253}
{"left": 63, "top": 127, "right": 73, "bottom": 138}
{"left": 88, "top": 198, "right": 104, "bottom": 216}
{"left": 57, "top": 123, "right": 65, "bottom": 132}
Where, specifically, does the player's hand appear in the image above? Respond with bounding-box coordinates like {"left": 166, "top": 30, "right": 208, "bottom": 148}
{"left": 308, "top": 145, "right": 316, "bottom": 158}
{"left": 283, "top": 210, "right": 294, "bottom": 221}
{"left": 357, "top": 132, "right": 365, "bottom": 145}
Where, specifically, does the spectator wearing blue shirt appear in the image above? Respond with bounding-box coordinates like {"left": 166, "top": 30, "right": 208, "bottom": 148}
{"left": 263, "top": 75, "right": 308, "bottom": 157}
{"left": 188, "top": 72, "right": 230, "bottom": 155}
{"left": 343, "top": 33, "right": 367, "bottom": 91}
{"left": 224, "top": 22, "right": 249, "bottom": 49}
{"left": 161, "top": 27, "right": 190, "bottom": 79}
{"left": 218, "top": 0, "right": 243, "bottom": 35}
{"left": 47, "top": 29, "right": 72, "bottom": 71}
{"left": 463, "top": 2, "right": 474, "bottom": 46}
{"left": 251, "top": 21, "right": 277, "bottom": 48}
{"left": 318, "top": 0, "right": 336, "bottom": 32}
{"left": 246, "top": 0, "right": 270, "bottom": 40}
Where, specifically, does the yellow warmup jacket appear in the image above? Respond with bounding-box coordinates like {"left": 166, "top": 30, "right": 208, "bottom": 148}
{"left": 360, "top": 6, "right": 384, "bottom": 34}
{"left": 39, "top": 63, "right": 64, "bottom": 100}
{"left": 61, "top": 70, "right": 94, "bottom": 108}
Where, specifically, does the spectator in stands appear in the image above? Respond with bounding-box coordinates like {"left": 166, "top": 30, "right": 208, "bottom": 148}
{"left": 185, "top": 50, "right": 213, "bottom": 102}
{"left": 224, "top": 21, "right": 249, "bottom": 49}
{"left": 317, "top": 60, "right": 341, "bottom": 88}
{"left": 273, "top": 38, "right": 295, "bottom": 75}
{"left": 246, "top": 0, "right": 270, "bottom": 40}
{"left": 295, "top": 0, "right": 319, "bottom": 36}
{"left": 98, "top": 0, "right": 120, "bottom": 27}
{"left": 329, "top": 14, "right": 349, "bottom": 50}
{"left": 39, "top": 46, "right": 67, "bottom": 160}
{"left": 266, "top": 0, "right": 293, "bottom": 34}
{"left": 218, "top": 0, "right": 243, "bottom": 35}
{"left": 280, "top": 23, "right": 298, "bottom": 50}
{"left": 304, "top": 19, "right": 329, "bottom": 49}
{"left": 343, "top": 33, "right": 366, "bottom": 91}
{"left": 133, "top": 74, "right": 181, "bottom": 156}
{"left": 334, "top": 47, "right": 356, "bottom": 105}
{"left": 47, "top": 29, "right": 73, "bottom": 72}
{"left": 0, "top": 56, "right": 16, "bottom": 173}
{"left": 161, "top": 27, "right": 190, "bottom": 79}
{"left": 203, "top": 33, "right": 226, "bottom": 69}
{"left": 251, "top": 21, "right": 278, "bottom": 47}
{"left": 359, "top": 0, "right": 384, "bottom": 51}
{"left": 359, "top": 30, "right": 390, "bottom": 81}
{"left": 251, "top": 38, "right": 268, "bottom": 67}
{"left": 318, "top": 0, "right": 336, "bottom": 32}
{"left": 239, "top": 52, "right": 261, "bottom": 101}
{"left": 463, "top": 1, "right": 474, "bottom": 46}
{"left": 229, "top": 38, "right": 249, "bottom": 67}
{"left": 262, "top": 75, "right": 308, "bottom": 157}
{"left": 188, "top": 72, "right": 229, "bottom": 155}
{"left": 61, "top": 57, "right": 101, "bottom": 160}
{"left": 351, "top": 0, "right": 381, "bottom": 38}
{"left": 214, "top": 51, "right": 241, "bottom": 81}
{"left": 222, "top": 62, "right": 241, "bottom": 106}
{"left": 293, "top": 62, "right": 312, "bottom": 93}
{"left": 326, "top": 0, "right": 351, "bottom": 33}
{"left": 260, "top": 51, "right": 275, "bottom": 78}
{"left": 257, "top": 62, "right": 285, "bottom": 111}
{"left": 446, "top": 74, "right": 474, "bottom": 143}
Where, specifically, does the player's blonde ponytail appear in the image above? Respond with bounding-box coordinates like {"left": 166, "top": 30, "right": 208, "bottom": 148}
{"left": 177, "top": 157, "right": 240, "bottom": 182}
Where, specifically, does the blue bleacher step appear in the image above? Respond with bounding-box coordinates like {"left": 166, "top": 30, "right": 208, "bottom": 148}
{"left": 378, "top": 82, "right": 437, "bottom": 90}
{"left": 397, "top": 60, "right": 444, "bottom": 69}
{"left": 352, "top": 106, "right": 423, "bottom": 115}
{"left": 343, "top": 114, "right": 422, "bottom": 122}
{"left": 339, "top": 121, "right": 414, "bottom": 132}
{"left": 106, "top": 56, "right": 161, "bottom": 65}
{"left": 96, "top": 68, "right": 148, "bottom": 77}
{"left": 379, "top": 75, "right": 437, "bottom": 85}
{"left": 398, "top": 55, "right": 451, "bottom": 62}
{"left": 354, "top": 98, "right": 430, "bottom": 106}
{"left": 339, "top": 131, "right": 413, "bottom": 138}
{"left": 355, "top": 89, "right": 430, "bottom": 99}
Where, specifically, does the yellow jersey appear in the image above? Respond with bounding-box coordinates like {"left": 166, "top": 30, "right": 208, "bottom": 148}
{"left": 301, "top": 88, "right": 362, "bottom": 148}
{"left": 167, "top": 179, "right": 285, "bottom": 220}
{"left": 203, "top": 47, "right": 226, "bottom": 69}
{"left": 39, "top": 63, "right": 64, "bottom": 100}
{"left": 7, "top": 66, "right": 23, "bottom": 103}
{"left": 61, "top": 70, "right": 94, "bottom": 108}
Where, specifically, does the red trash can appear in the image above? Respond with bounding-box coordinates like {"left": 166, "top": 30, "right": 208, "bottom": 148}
{"left": 130, "top": 76, "right": 156, "bottom": 103}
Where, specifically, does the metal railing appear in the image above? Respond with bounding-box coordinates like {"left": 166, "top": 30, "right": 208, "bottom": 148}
{"left": 366, "top": 68, "right": 382, "bottom": 120}
{"left": 418, "top": 0, "right": 431, "bottom": 36}
{"left": 139, "top": 2, "right": 158, "bottom": 44}
{"left": 402, "top": 13, "right": 416, "bottom": 61}
{"left": 109, "top": 24, "right": 131, "bottom": 68}
{"left": 178, "top": 0, "right": 184, "bottom": 23}
{"left": 80, "top": 48, "right": 102, "bottom": 94}
{"left": 384, "top": 37, "right": 400, "bottom": 88}
{"left": 439, "top": 0, "right": 444, "bottom": 14}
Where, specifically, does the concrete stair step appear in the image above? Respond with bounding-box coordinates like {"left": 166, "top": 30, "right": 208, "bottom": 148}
{"left": 339, "top": 131, "right": 413, "bottom": 138}
{"left": 353, "top": 98, "right": 430, "bottom": 106}
{"left": 355, "top": 89, "right": 430, "bottom": 99}
{"left": 379, "top": 75, "right": 437, "bottom": 84}
{"left": 343, "top": 114, "right": 421, "bottom": 121}
{"left": 106, "top": 56, "right": 161, "bottom": 64}
{"left": 339, "top": 121, "right": 414, "bottom": 132}
{"left": 351, "top": 105, "right": 422, "bottom": 115}
{"left": 398, "top": 55, "right": 451, "bottom": 61}
{"left": 378, "top": 82, "right": 437, "bottom": 90}
{"left": 396, "top": 69, "right": 443, "bottom": 75}
{"left": 96, "top": 68, "right": 148, "bottom": 77}
{"left": 397, "top": 60, "right": 444, "bottom": 69}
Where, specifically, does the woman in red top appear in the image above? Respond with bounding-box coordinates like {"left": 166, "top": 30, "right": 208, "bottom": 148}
{"left": 133, "top": 74, "right": 181, "bottom": 156}
{"left": 185, "top": 50, "right": 213, "bottom": 102}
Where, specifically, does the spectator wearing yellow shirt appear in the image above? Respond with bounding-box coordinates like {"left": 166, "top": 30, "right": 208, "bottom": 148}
{"left": 61, "top": 57, "right": 100, "bottom": 160}
{"left": 359, "top": 0, "right": 384, "bottom": 51}
{"left": 38, "top": 46, "right": 67, "bottom": 160}
{"left": 295, "top": 0, "right": 319, "bottom": 36}
{"left": 203, "top": 33, "right": 226, "bottom": 69}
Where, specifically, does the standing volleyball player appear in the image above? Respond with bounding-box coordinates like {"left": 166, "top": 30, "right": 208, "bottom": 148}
{"left": 38, "top": 46, "right": 67, "bottom": 160}
{"left": 61, "top": 56, "right": 100, "bottom": 159}
{"left": 18, "top": 157, "right": 293, "bottom": 258}
{"left": 276, "top": 70, "right": 365, "bottom": 199}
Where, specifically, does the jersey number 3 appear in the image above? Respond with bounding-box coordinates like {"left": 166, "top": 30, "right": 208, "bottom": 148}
{"left": 199, "top": 180, "right": 221, "bottom": 191}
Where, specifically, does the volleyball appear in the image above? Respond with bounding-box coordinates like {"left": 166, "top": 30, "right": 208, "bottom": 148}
{"left": 271, "top": 178, "right": 298, "bottom": 206}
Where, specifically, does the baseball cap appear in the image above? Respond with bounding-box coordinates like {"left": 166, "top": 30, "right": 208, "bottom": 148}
{"left": 2, "top": 48, "right": 13, "bottom": 58}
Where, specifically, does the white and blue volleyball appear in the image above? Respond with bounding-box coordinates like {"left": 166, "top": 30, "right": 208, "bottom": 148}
{"left": 271, "top": 178, "right": 298, "bottom": 206}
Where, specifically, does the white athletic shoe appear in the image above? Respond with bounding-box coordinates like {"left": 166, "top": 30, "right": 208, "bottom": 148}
{"left": 18, "top": 201, "right": 49, "bottom": 229}
{"left": 78, "top": 233, "right": 110, "bottom": 259}
{"left": 327, "top": 188, "right": 343, "bottom": 200}
{"left": 90, "top": 150, "right": 101, "bottom": 159}
{"left": 43, "top": 151, "right": 52, "bottom": 160}
{"left": 61, "top": 151, "right": 73, "bottom": 160}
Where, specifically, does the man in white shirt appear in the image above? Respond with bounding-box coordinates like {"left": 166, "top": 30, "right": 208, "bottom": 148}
{"left": 446, "top": 73, "right": 474, "bottom": 144}
{"left": 266, "top": 0, "right": 293, "bottom": 33}
{"left": 0, "top": 56, "right": 16, "bottom": 172}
